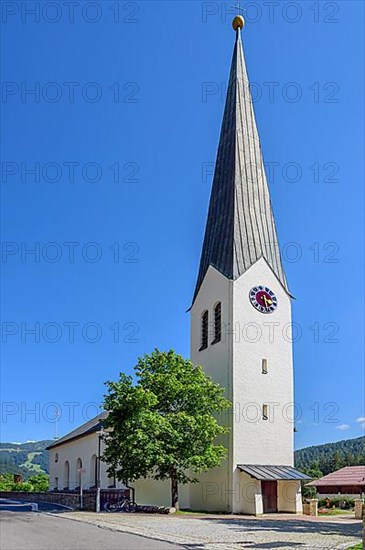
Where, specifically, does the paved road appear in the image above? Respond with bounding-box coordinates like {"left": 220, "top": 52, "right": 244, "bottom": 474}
{"left": 0, "top": 512, "right": 184, "bottom": 550}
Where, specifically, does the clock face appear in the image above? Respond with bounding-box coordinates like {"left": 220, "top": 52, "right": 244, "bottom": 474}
{"left": 249, "top": 285, "right": 278, "bottom": 314}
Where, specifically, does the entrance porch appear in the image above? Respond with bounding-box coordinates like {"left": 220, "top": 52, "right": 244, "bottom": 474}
{"left": 234, "top": 464, "right": 310, "bottom": 515}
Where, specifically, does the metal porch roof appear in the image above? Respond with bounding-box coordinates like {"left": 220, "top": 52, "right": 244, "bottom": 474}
{"left": 237, "top": 464, "right": 311, "bottom": 481}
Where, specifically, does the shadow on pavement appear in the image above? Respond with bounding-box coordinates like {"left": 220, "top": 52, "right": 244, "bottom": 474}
{"left": 198, "top": 517, "right": 361, "bottom": 539}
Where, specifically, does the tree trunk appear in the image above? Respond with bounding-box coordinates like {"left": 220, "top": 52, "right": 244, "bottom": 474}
{"left": 170, "top": 468, "right": 179, "bottom": 511}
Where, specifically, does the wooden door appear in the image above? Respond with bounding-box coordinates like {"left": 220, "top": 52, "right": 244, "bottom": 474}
{"left": 262, "top": 481, "right": 277, "bottom": 513}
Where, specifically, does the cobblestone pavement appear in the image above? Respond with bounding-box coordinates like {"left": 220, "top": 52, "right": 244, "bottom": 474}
{"left": 60, "top": 511, "right": 362, "bottom": 549}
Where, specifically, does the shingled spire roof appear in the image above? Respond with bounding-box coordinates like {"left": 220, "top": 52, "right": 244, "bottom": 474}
{"left": 192, "top": 21, "right": 289, "bottom": 305}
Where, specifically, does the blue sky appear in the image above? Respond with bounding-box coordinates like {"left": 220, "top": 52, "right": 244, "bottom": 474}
{"left": 1, "top": 1, "right": 364, "bottom": 450}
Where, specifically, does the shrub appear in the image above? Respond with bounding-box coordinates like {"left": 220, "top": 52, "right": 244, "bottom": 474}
{"left": 318, "top": 497, "right": 354, "bottom": 510}
{"left": 12, "top": 482, "right": 33, "bottom": 492}
{"left": 28, "top": 473, "right": 49, "bottom": 492}
{"left": 0, "top": 473, "right": 49, "bottom": 492}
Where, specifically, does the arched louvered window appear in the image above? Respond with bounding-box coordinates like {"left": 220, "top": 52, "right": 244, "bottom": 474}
{"left": 199, "top": 310, "right": 209, "bottom": 351}
{"left": 212, "top": 302, "right": 221, "bottom": 344}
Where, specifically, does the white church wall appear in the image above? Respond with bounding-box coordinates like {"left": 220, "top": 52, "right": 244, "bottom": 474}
{"left": 190, "top": 265, "right": 232, "bottom": 392}
{"left": 232, "top": 469, "right": 263, "bottom": 515}
{"left": 278, "top": 480, "right": 303, "bottom": 513}
{"left": 188, "top": 459, "right": 233, "bottom": 512}
{"left": 132, "top": 477, "right": 190, "bottom": 509}
{"left": 190, "top": 266, "right": 233, "bottom": 512}
{"left": 132, "top": 477, "right": 171, "bottom": 507}
{"left": 49, "top": 434, "right": 123, "bottom": 491}
{"left": 232, "top": 257, "right": 294, "bottom": 468}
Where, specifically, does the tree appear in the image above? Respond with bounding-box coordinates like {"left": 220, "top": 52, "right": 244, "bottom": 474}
{"left": 300, "top": 461, "right": 323, "bottom": 499}
{"left": 0, "top": 473, "right": 14, "bottom": 491}
{"left": 330, "top": 451, "right": 345, "bottom": 472}
{"left": 0, "top": 472, "right": 49, "bottom": 492}
{"left": 28, "top": 473, "right": 49, "bottom": 492}
{"left": 294, "top": 436, "right": 365, "bottom": 475}
{"left": 103, "top": 349, "right": 231, "bottom": 510}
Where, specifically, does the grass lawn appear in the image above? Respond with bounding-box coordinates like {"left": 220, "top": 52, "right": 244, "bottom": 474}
{"left": 318, "top": 508, "right": 354, "bottom": 516}
{"left": 346, "top": 545, "right": 362, "bottom": 550}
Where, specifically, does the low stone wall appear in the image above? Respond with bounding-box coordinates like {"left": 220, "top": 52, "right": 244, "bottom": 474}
{"left": 0, "top": 491, "right": 174, "bottom": 514}
{"left": 0, "top": 489, "right": 129, "bottom": 511}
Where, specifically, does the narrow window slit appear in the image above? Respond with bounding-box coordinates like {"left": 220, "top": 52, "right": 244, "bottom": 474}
{"left": 199, "top": 310, "right": 209, "bottom": 351}
{"left": 212, "top": 302, "right": 221, "bottom": 344}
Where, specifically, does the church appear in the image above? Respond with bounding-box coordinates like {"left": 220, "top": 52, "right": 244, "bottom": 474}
{"left": 48, "top": 16, "right": 309, "bottom": 515}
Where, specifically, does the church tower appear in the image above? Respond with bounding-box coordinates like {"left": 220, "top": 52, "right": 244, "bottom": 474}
{"left": 190, "top": 16, "right": 308, "bottom": 514}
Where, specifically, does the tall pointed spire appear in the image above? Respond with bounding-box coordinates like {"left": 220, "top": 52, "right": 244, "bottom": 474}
{"left": 192, "top": 19, "right": 288, "bottom": 304}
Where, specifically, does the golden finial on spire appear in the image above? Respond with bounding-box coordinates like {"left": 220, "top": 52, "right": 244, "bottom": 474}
{"left": 232, "top": 15, "right": 245, "bottom": 31}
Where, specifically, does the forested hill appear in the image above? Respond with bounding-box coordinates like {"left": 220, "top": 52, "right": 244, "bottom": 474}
{"left": 0, "top": 440, "right": 52, "bottom": 478}
{"left": 295, "top": 436, "right": 365, "bottom": 475}
{"left": 1, "top": 436, "right": 364, "bottom": 479}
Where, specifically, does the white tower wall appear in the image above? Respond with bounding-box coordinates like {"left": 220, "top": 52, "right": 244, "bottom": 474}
{"left": 232, "top": 257, "right": 294, "bottom": 468}
{"left": 190, "top": 259, "right": 297, "bottom": 513}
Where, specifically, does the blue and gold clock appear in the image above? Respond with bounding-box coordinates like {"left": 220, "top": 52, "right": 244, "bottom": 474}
{"left": 249, "top": 285, "right": 278, "bottom": 314}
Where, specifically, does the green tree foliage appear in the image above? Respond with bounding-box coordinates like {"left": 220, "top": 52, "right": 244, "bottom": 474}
{"left": 27, "top": 473, "right": 49, "bottom": 491}
{"left": 295, "top": 437, "right": 365, "bottom": 475}
{"left": 300, "top": 460, "right": 323, "bottom": 498}
{"left": 0, "top": 472, "right": 49, "bottom": 492}
{"left": 103, "top": 349, "right": 231, "bottom": 509}
{"left": 0, "top": 473, "right": 15, "bottom": 491}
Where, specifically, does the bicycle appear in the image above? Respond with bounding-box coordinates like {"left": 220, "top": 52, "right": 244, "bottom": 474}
{"left": 103, "top": 498, "right": 137, "bottom": 513}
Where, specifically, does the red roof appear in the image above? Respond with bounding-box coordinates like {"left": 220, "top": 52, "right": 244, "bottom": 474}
{"left": 307, "top": 466, "right": 365, "bottom": 486}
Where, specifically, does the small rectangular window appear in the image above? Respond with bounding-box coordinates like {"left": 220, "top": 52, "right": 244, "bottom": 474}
{"left": 262, "top": 404, "right": 268, "bottom": 420}
{"left": 262, "top": 359, "right": 268, "bottom": 374}
{"left": 54, "top": 477, "right": 59, "bottom": 489}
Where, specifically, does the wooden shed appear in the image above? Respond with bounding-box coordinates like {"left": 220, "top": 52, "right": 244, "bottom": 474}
{"left": 307, "top": 466, "right": 365, "bottom": 497}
